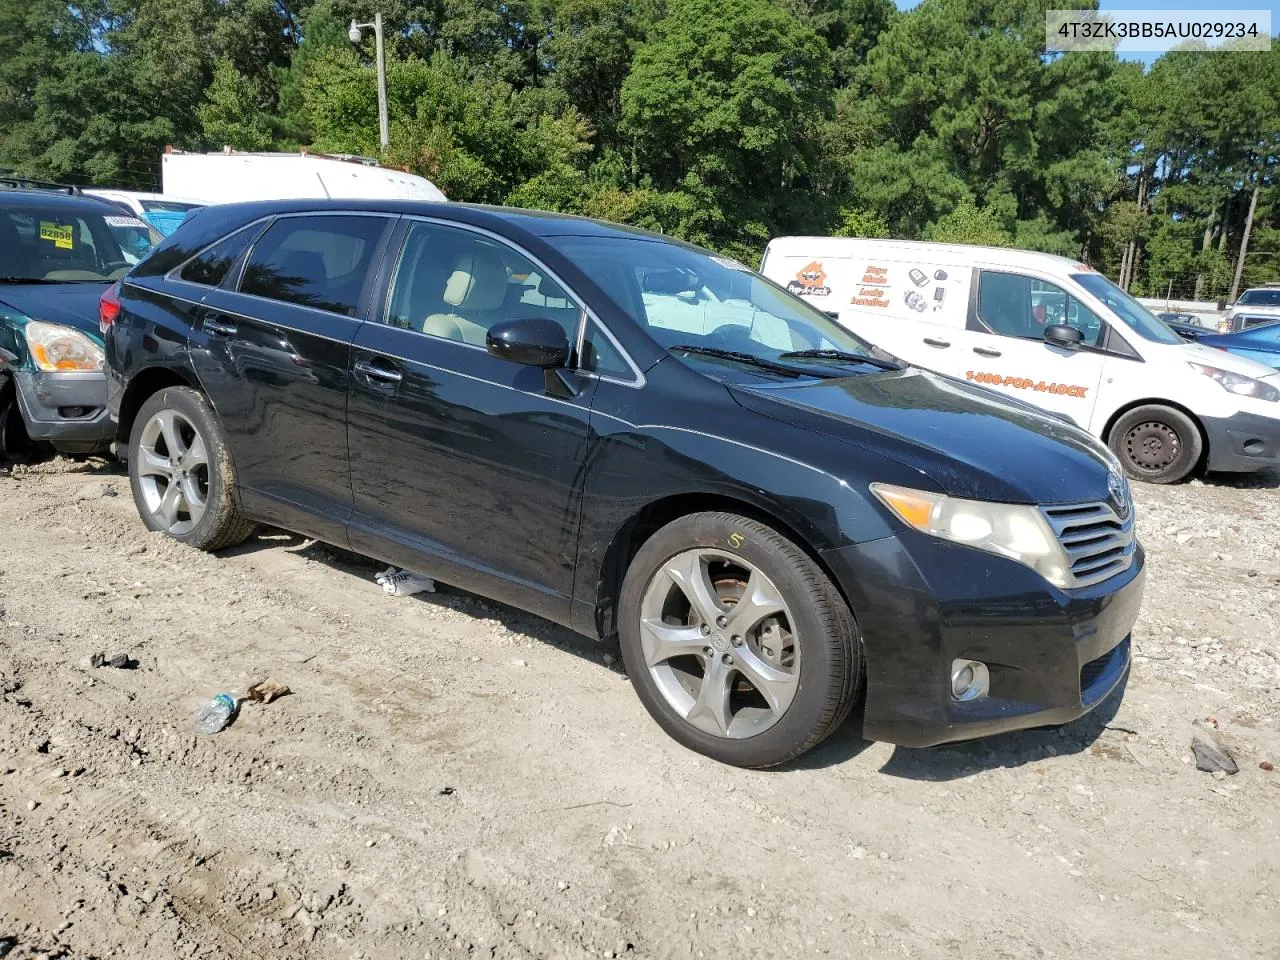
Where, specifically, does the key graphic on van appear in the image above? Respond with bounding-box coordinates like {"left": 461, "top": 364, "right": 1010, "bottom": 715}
{"left": 908, "top": 268, "right": 929, "bottom": 287}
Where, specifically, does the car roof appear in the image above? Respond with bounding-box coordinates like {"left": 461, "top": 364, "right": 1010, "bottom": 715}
{"left": 198, "top": 197, "right": 675, "bottom": 243}
{"left": 0, "top": 189, "right": 127, "bottom": 214}
{"left": 764, "top": 236, "right": 1092, "bottom": 275}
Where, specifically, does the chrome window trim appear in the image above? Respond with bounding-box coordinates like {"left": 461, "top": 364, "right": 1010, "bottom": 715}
{"left": 396, "top": 214, "right": 646, "bottom": 389}
{"left": 164, "top": 215, "right": 275, "bottom": 286}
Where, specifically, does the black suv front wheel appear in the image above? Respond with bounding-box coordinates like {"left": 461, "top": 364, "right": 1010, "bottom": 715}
{"left": 618, "top": 512, "right": 861, "bottom": 768}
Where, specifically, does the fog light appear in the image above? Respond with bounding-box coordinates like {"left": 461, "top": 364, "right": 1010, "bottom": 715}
{"left": 950, "top": 659, "right": 990, "bottom": 702}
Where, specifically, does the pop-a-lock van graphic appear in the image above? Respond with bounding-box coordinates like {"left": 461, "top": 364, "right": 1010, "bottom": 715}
{"left": 786, "top": 261, "right": 833, "bottom": 297}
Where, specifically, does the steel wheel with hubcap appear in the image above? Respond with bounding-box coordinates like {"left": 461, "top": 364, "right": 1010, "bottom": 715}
{"left": 1108, "top": 403, "right": 1203, "bottom": 484}
{"left": 127, "top": 386, "right": 255, "bottom": 551}
{"left": 619, "top": 511, "right": 860, "bottom": 768}
{"left": 640, "top": 548, "right": 800, "bottom": 739}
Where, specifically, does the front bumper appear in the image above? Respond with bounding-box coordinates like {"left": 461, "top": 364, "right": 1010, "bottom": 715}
{"left": 1202, "top": 410, "right": 1280, "bottom": 473}
{"left": 823, "top": 530, "right": 1145, "bottom": 748}
{"left": 13, "top": 369, "right": 112, "bottom": 452}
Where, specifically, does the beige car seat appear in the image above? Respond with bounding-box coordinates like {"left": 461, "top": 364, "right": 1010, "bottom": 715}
{"left": 422, "top": 246, "right": 509, "bottom": 345}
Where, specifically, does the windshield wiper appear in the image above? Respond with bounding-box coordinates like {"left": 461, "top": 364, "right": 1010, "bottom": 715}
{"left": 0, "top": 277, "right": 63, "bottom": 284}
{"left": 668, "top": 344, "right": 829, "bottom": 379}
{"left": 777, "top": 348, "right": 903, "bottom": 371}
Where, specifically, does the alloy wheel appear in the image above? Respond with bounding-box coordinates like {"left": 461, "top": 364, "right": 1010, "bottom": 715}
{"left": 135, "top": 409, "right": 209, "bottom": 536}
{"left": 638, "top": 548, "right": 800, "bottom": 739}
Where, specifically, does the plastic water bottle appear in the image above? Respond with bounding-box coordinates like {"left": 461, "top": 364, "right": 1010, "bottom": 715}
{"left": 194, "top": 693, "right": 237, "bottom": 735}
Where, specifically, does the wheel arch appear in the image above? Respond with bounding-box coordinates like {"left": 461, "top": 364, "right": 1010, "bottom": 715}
{"left": 1101, "top": 397, "right": 1210, "bottom": 470}
{"left": 591, "top": 491, "right": 855, "bottom": 640}
{"left": 114, "top": 366, "right": 203, "bottom": 455}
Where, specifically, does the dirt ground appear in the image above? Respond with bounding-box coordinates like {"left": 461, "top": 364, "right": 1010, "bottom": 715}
{"left": 1, "top": 458, "right": 1278, "bottom": 960}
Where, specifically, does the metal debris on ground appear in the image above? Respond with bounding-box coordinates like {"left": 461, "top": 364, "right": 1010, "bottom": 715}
{"left": 375, "top": 566, "right": 436, "bottom": 597}
{"left": 89, "top": 652, "right": 137, "bottom": 669}
{"left": 246, "top": 680, "right": 291, "bottom": 704}
{"left": 1191, "top": 721, "right": 1238, "bottom": 775}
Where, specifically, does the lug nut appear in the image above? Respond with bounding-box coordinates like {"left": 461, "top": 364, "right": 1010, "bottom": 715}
{"left": 715, "top": 615, "right": 728, "bottom": 628}
{"left": 700, "top": 623, "right": 711, "bottom": 636}
{"left": 703, "top": 647, "right": 713, "bottom": 657}
{"left": 721, "top": 653, "right": 734, "bottom": 666}
{"left": 731, "top": 635, "right": 743, "bottom": 646}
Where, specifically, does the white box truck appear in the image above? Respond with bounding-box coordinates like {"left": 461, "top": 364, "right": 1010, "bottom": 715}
{"left": 759, "top": 237, "right": 1280, "bottom": 484}
{"left": 160, "top": 147, "right": 447, "bottom": 205}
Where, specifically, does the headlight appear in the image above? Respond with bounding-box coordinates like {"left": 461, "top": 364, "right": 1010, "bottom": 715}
{"left": 1187, "top": 361, "right": 1279, "bottom": 402}
{"left": 871, "top": 483, "right": 1071, "bottom": 588}
{"left": 23, "top": 321, "right": 105, "bottom": 372}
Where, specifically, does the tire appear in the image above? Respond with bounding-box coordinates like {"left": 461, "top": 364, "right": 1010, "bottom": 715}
{"left": 127, "top": 386, "right": 254, "bottom": 550}
{"left": 1107, "top": 404, "right": 1203, "bottom": 484}
{"left": 617, "top": 511, "right": 860, "bottom": 768}
{"left": 0, "top": 378, "right": 52, "bottom": 464}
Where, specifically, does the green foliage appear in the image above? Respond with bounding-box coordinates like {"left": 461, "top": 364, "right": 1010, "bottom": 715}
{"left": 923, "top": 200, "right": 1011, "bottom": 247}
{"left": 0, "top": 0, "right": 1274, "bottom": 288}
{"left": 200, "top": 60, "right": 275, "bottom": 151}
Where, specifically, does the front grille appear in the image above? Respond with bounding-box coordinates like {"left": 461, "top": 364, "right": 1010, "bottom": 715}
{"left": 1042, "top": 500, "right": 1136, "bottom": 588}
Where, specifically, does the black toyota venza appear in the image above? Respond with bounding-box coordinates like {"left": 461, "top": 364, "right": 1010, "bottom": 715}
{"left": 102, "top": 200, "right": 1144, "bottom": 767}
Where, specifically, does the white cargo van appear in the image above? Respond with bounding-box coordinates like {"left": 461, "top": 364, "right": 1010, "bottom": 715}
{"left": 760, "top": 238, "right": 1280, "bottom": 483}
{"left": 160, "top": 148, "right": 448, "bottom": 205}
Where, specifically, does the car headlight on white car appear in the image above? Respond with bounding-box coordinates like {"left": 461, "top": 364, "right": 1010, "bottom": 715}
{"left": 23, "top": 321, "right": 104, "bottom": 373}
{"left": 1187, "top": 361, "right": 1279, "bottom": 402}
{"left": 871, "top": 483, "right": 1071, "bottom": 588}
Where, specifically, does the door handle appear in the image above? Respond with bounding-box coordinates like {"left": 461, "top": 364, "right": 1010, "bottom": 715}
{"left": 923, "top": 337, "right": 951, "bottom": 348}
{"left": 354, "top": 359, "right": 403, "bottom": 385}
{"left": 204, "top": 317, "right": 238, "bottom": 337}
{"left": 973, "top": 346, "right": 1002, "bottom": 358}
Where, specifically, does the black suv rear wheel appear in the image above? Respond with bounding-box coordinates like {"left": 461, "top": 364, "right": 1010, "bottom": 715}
{"left": 127, "top": 386, "right": 254, "bottom": 550}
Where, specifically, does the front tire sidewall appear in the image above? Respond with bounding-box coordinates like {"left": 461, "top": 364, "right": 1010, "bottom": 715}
{"left": 128, "top": 387, "right": 235, "bottom": 548}
{"left": 618, "top": 513, "right": 857, "bottom": 768}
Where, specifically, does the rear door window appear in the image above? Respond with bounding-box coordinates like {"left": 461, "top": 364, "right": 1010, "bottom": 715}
{"left": 240, "top": 215, "right": 390, "bottom": 316}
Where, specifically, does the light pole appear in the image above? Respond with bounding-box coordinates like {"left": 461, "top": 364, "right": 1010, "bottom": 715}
{"left": 349, "top": 14, "right": 389, "bottom": 152}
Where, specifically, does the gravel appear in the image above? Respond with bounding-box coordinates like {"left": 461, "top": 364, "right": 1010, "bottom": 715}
{"left": 0, "top": 458, "right": 1277, "bottom": 959}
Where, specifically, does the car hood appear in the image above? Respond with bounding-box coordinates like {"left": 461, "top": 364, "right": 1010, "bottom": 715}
{"left": 729, "top": 367, "right": 1119, "bottom": 505}
{"left": 0, "top": 283, "right": 108, "bottom": 340}
{"left": 1168, "top": 337, "right": 1280, "bottom": 379}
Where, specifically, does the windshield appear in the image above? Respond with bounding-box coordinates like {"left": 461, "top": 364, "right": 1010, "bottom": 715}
{"left": 1071, "top": 272, "right": 1183, "bottom": 345}
{"left": 547, "top": 235, "right": 876, "bottom": 372}
{"left": 0, "top": 205, "right": 162, "bottom": 281}
{"left": 1237, "top": 289, "right": 1280, "bottom": 307}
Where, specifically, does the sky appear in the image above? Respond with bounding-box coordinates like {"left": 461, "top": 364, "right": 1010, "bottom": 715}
{"left": 891, "top": 0, "right": 1278, "bottom": 65}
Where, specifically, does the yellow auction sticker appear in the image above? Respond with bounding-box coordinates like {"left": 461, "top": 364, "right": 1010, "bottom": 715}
{"left": 39, "top": 222, "right": 75, "bottom": 250}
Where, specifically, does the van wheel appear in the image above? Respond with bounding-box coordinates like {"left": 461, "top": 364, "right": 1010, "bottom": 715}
{"left": 1108, "top": 404, "right": 1202, "bottom": 484}
{"left": 617, "top": 512, "right": 860, "bottom": 768}
{"left": 127, "top": 386, "right": 254, "bottom": 550}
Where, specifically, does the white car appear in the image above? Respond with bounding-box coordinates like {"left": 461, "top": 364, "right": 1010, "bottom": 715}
{"left": 84, "top": 190, "right": 205, "bottom": 237}
{"left": 1223, "top": 287, "right": 1280, "bottom": 332}
{"left": 760, "top": 237, "right": 1280, "bottom": 483}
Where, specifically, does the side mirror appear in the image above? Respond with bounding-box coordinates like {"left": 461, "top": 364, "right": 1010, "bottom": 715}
{"left": 1044, "top": 324, "right": 1084, "bottom": 349}
{"left": 486, "top": 317, "right": 569, "bottom": 368}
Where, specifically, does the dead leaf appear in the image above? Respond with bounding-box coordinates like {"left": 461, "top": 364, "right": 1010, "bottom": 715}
{"left": 246, "top": 680, "right": 291, "bottom": 705}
